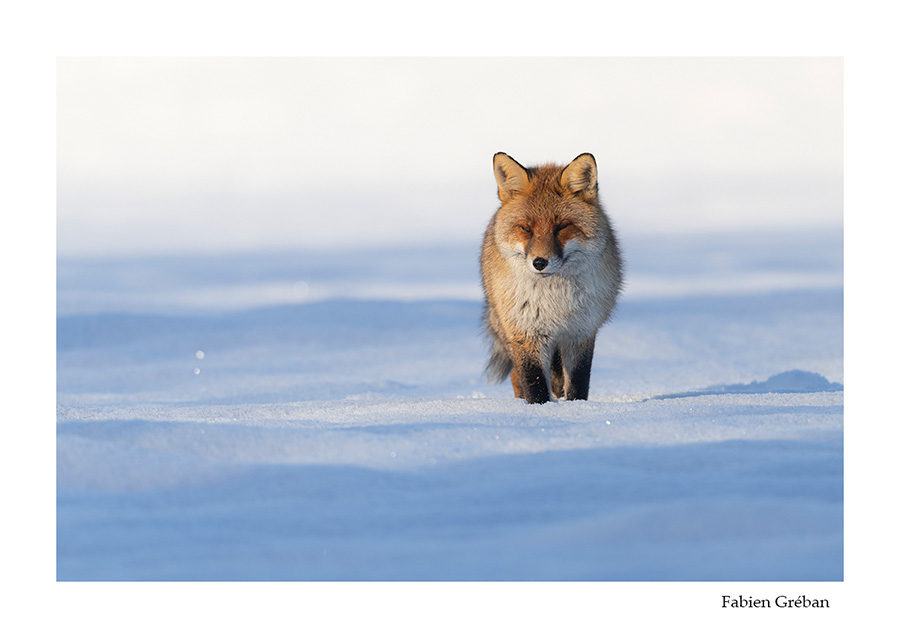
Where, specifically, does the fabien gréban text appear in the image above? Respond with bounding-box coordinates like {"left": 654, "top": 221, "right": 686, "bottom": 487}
{"left": 722, "top": 595, "right": 830, "bottom": 609}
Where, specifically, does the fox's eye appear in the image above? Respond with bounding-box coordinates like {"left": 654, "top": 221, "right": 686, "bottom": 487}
{"left": 518, "top": 225, "right": 532, "bottom": 234}
{"left": 556, "top": 222, "right": 572, "bottom": 233}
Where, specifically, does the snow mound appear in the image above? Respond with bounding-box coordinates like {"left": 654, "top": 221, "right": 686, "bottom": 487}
{"left": 658, "top": 369, "right": 843, "bottom": 399}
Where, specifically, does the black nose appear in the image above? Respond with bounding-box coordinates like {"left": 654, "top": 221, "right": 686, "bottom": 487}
{"left": 532, "top": 257, "right": 548, "bottom": 271}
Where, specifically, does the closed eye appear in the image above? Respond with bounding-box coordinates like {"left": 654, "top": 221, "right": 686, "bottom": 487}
{"left": 555, "top": 223, "right": 572, "bottom": 233}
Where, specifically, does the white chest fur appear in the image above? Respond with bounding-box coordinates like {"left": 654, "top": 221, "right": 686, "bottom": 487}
{"left": 503, "top": 252, "right": 614, "bottom": 342}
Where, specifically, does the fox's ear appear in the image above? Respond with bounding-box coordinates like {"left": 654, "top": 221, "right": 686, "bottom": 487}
{"left": 561, "top": 153, "right": 598, "bottom": 200}
{"left": 493, "top": 152, "right": 530, "bottom": 202}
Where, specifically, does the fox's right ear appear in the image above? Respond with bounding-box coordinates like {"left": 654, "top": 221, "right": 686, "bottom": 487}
{"left": 493, "top": 152, "right": 529, "bottom": 202}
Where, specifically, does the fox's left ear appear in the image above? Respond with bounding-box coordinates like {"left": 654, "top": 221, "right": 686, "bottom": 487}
{"left": 561, "top": 153, "right": 598, "bottom": 200}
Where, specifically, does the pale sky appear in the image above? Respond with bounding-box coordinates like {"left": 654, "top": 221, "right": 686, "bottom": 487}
{"left": 57, "top": 57, "right": 842, "bottom": 256}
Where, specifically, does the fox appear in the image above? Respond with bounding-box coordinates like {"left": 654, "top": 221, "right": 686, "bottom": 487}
{"left": 480, "top": 152, "right": 623, "bottom": 404}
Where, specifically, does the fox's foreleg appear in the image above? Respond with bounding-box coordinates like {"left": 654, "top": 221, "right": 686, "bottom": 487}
{"left": 509, "top": 337, "right": 552, "bottom": 404}
{"left": 560, "top": 337, "right": 595, "bottom": 400}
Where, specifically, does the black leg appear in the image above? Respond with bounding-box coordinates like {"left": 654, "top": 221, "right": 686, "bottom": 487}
{"left": 564, "top": 339, "right": 595, "bottom": 400}
{"left": 518, "top": 357, "right": 550, "bottom": 404}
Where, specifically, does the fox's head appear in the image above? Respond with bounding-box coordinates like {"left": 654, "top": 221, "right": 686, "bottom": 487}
{"left": 492, "top": 152, "right": 604, "bottom": 277}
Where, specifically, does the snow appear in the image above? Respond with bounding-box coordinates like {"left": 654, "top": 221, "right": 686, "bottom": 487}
{"left": 56, "top": 227, "right": 843, "bottom": 581}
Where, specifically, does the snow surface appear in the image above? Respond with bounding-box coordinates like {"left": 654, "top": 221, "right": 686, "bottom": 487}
{"left": 56, "top": 228, "right": 843, "bottom": 581}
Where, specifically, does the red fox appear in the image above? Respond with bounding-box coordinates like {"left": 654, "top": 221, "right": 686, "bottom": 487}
{"left": 480, "top": 152, "right": 623, "bottom": 403}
